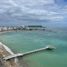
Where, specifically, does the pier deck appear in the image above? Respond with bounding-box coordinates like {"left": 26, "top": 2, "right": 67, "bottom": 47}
{"left": 4, "top": 46, "right": 55, "bottom": 61}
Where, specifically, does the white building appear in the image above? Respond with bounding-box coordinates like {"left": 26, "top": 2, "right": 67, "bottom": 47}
{"left": 0, "top": 27, "right": 2, "bottom": 31}
{"left": 2, "top": 27, "right": 8, "bottom": 31}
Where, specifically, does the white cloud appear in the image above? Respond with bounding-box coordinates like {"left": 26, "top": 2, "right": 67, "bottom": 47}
{"left": 48, "top": 15, "right": 64, "bottom": 21}
{"left": 0, "top": 0, "right": 66, "bottom": 21}
{"left": 9, "top": 0, "right": 18, "bottom": 6}
{"left": 0, "top": 9, "right": 6, "bottom": 13}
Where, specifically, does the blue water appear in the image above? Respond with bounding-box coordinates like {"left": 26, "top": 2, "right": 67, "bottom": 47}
{"left": 0, "top": 30, "right": 67, "bottom": 67}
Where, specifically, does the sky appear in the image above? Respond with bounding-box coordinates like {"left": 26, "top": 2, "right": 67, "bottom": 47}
{"left": 0, "top": 0, "right": 67, "bottom": 26}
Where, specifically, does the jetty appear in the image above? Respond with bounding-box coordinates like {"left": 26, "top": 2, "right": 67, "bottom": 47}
{"left": 3, "top": 45, "right": 56, "bottom": 61}
{"left": 0, "top": 42, "right": 56, "bottom": 67}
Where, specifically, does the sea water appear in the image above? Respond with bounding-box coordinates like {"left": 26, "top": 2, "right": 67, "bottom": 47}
{"left": 0, "top": 30, "right": 67, "bottom": 67}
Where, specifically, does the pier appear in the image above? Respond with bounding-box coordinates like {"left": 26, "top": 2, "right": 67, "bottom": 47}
{"left": 3, "top": 46, "right": 56, "bottom": 61}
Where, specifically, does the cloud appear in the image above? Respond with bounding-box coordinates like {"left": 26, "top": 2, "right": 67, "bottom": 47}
{"left": 9, "top": 0, "right": 18, "bottom": 6}
{"left": 0, "top": 0, "right": 67, "bottom": 22}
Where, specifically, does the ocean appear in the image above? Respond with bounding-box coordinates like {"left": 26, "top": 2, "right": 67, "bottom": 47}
{"left": 0, "top": 30, "right": 67, "bottom": 67}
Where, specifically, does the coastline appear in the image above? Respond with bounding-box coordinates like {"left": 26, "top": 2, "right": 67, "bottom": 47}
{"left": 0, "top": 30, "right": 45, "bottom": 34}
{"left": 0, "top": 25, "right": 45, "bottom": 34}
{"left": 0, "top": 30, "right": 17, "bottom": 34}
{"left": 0, "top": 42, "right": 19, "bottom": 67}
{"left": 0, "top": 42, "right": 29, "bottom": 67}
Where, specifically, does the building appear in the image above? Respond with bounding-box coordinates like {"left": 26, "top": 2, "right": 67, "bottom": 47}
{"left": 25, "top": 25, "right": 45, "bottom": 30}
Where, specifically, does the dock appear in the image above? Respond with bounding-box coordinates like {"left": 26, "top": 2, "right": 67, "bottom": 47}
{"left": 3, "top": 45, "right": 56, "bottom": 61}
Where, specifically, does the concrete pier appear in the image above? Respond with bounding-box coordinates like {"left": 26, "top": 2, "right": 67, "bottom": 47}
{"left": 4, "top": 46, "right": 56, "bottom": 61}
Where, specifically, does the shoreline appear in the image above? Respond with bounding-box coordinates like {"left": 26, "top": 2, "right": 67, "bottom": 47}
{"left": 0, "top": 30, "right": 17, "bottom": 34}
{"left": 0, "top": 42, "right": 19, "bottom": 67}
{"left": 0, "top": 29, "right": 46, "bottom": 34}
{"left": 0, "top": 42, "right": 29, "bottom": 67}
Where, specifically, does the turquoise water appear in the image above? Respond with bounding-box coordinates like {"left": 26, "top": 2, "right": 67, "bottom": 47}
{"left": 0, "top": 31, "right": 67, "bottom": 67}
